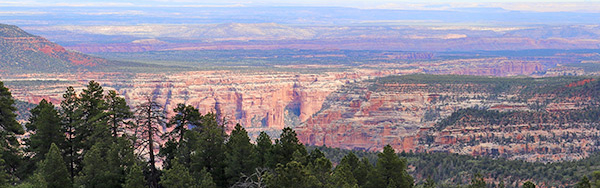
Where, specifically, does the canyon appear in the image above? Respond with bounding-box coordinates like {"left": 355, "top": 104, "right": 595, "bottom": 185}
{"left": 296, "top": 75, "right": 600, "bottom": 162}
{"left": 5, "top": 69, "right": 413, "bottom": 138}
{"left": 4, "top": 23, "right": 600, "bottom": 163}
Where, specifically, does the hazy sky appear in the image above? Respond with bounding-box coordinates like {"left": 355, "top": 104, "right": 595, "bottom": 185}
{"left": 0, "top": 0, "right": 598, "bottom": 6}
{"left": 1, "top": 0, "right": 600, "bottom": 12}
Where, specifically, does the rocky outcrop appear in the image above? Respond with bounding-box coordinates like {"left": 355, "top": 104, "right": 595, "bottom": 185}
{"left": 5, "top": 69, "right": 409, "bottom": 137}
{"left": 428, "top": 58, "right": 544, "bottom": 76}
{"left": 295, "top": 75, "right": 600, "bottom": 162}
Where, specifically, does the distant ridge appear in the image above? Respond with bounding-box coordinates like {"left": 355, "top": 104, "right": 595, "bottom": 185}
{"left": 0, "top": 23, "right": 112, "bottom": 73}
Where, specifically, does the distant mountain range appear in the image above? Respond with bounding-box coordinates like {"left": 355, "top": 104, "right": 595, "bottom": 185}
{"left": 25, "top": 23, "right": 600, "bottom": 53}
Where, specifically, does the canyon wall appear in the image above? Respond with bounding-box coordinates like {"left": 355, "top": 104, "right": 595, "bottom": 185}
{"left": 295, "top": 76, "right": 600, "bottom": 162}
{"left": 6, "top": 69, "right": 411, "bottom": 137}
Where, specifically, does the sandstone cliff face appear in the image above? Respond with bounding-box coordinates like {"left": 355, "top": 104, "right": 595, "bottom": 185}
{"left": 119, "top": 70, "right": 408, "bottom": 133}
{"left": 5, "top": 69, "right": 407, "bottom": 137}
{"left": 296, "top": 80, "right": 483, "bottom": 152}
{"left": 427, "top": 58, "right": 545, "bottom": 76}
{"left": 295, "top": 76, "right": 600, "bottom": 162}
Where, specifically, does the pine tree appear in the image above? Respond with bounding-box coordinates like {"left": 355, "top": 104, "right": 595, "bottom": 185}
{"left": 107, "top": 137, "right": 137, "bottom": 186}
{"left": 75, "top": 81, "right": 110, "bottom": 153}
{"left": 355, "top": 157, "right": 373, "bottom": 187}
{"left": 307, "top": 156, "right": 332, "bottom": 187}
{"left": 0, "top": 153, "right": 8, "bottom": 187}
{"left": 159, "top": 139, "right": 179, "bottom": 170}
{"left": 338, "top": 152, "right": 360, "bottom": 173}
{"left": 162, "top": 103, "right": 201, "bottom": 169}
{"left": 266, "top": 161, "right": 317, "bottom": 188}
{"left": 160, "top": 158, "right": 194, "bottom": 188}
{"left": 308, "top": 148, "right": 325, "bottom": 164}
{"left": 75, "top": 142, "right": 122, "bottom": 188}
{"left": 167, "top": 103, "right": 201, "bottom": 144}
{"left": 60, "top": 86, "right": 80, "bottom": 179}
{"left": 374, "top": 145, "right": 413, "bottom": 188}
{"left": 124, "top": 163, "right": 146, "bottom": 188}
{"left": 272, "top": 127, "right": 307, "bottom": 166}
{"left": 133, "top": 96, "right": 166, "bottom": 188}
{"left": 105, "top": 90, "right": 132, "bottom": 139}
{"left": 190, "top": 113, "right": 227, "bottom": 187}
{"left": 331, "top": 163, "right": 359, "bottom": 188}
{"left": 338, "top": 152, "right": 365, "bottom": 186}
{"left": 255, "top": 131, "right": 273, "bottom": 167}
{"left": 25, "top": 99, "right": 64, "bottom": 163}
{"left": 39, "top": 143, "right": 71, "bottom": 188}
{"left": 225, "top": 124, "right": 257, "bottom": 186}
{"left": 197, "top": 168, "right": 217, "bottom": 188}
{"left": 0, "top": 81, "right": 24, "bottom": 183}
{"left": 0, "top": 81, "right": 22, "bottom": 135}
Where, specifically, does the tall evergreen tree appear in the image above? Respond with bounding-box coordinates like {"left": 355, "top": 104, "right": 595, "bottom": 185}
{"left": 272, "top": 127, "right": 307, "bottom": 166}
{"left": 161, "top": 103, "right": 201, "bottom": 169}
{"left": 60, "top": 86, "right": 80, "bottom": 179}
{"left": 197, "top": 168, "right": 217, "bottom": 188}
{"left": 337, "top": 152, "right": 364, "bottom": 186}
{"left": 123, "top": 163, "right": 146, "bottom": 188}
{"left": 331, "top": 162, "right": 359, "bottom": 188}
{"left": 307, "top": 148, "right": 325, "bottom": 164}
{"left": 190, "top": 113, "right": 227, "bottom": 187}
{"left": 355, "top": 157, "right": 373, "bottom": 187}
{"left": 75, "top": 141, "right": 122, "bottom": 188}
{"left": 105, "top": 90, "right": 132, "bottom": 139}
{"left": 338, "top": 152, "right": 360, "bottom": 173}
{"left": 225, "top": 124, "right": 257, "bottom": 186}
{"left": 159, "top": 139, "right": 179, "bottom": 170}
{"left": 107, "top": 137, "right": 137, "bottom": 186}
{"left": 134, "top": 96, "right": 166, "bottom": 188}
{"left": 167, "top": 103, "right": 201, "bottom": 144}
{"left": 255, "top": 131, "right": 273, "bottom": 168}
{"left": 25, "top": 99, "right": 64, "bottom": 163}
{"left": 0, "top": 81, "right": 24, "bottom": 182}
{"left": 39, "top": 143, "right": 71, "bottom": 188}
{"left": 371, "top": 145, "right": 413, "bottom": 188}
{"left": 75, "top": 80, "right": 110, "bottom": 153}
{"left": 160, "top": 158, "right": 194, "bottom": 188}
{"left": 266, "top": 161, "right": 318, "bottom": 188}
{"left": 307, "top": 156, "right": 332, "bottom": 187}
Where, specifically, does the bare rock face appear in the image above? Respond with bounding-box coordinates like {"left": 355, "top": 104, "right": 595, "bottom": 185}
{"left": 5, "top": 69, "right": 408, "bottom": 137}
{"left": 430, "top": 58, "right": 545, "bottom": 76}
{"left": 296, "top": 82, "right": 440, "bottom": 152}
{"left": 296, "top": 76, "right": 600, "bottom": 162}
{"left": 119, "top": 70, "right": 405, "bottom": 133}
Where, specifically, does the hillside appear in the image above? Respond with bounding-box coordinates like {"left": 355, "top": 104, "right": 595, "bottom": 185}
{"left": 0, "top": 23, "right": 120, "bottom": 73}
{"left": 296, "top": 74, "right": 600, "bottom": 162}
